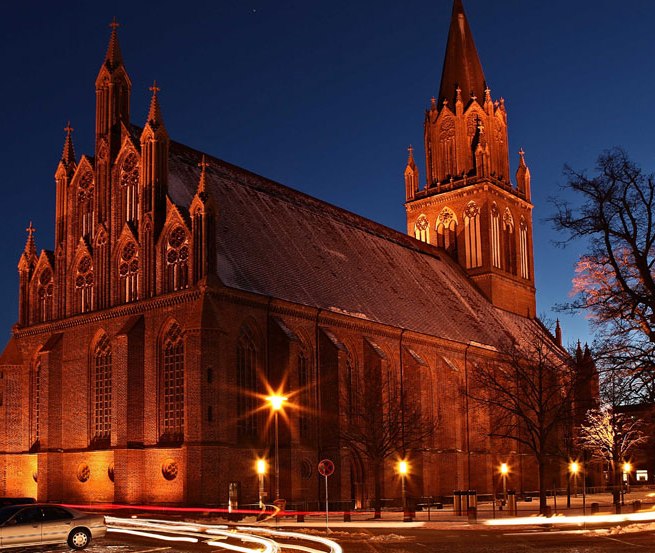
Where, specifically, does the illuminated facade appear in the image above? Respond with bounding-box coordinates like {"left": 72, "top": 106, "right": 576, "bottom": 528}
{"left": 0, "top": 2, "right": 580, "bottom": 507}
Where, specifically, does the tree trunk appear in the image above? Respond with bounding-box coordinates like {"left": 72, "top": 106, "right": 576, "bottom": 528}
{"left": 611, "top": 461, "right": 621, "bottom": 513}
{"left": 538, "top": 458, "right": 548, "bottom": 515}
{"left": 373, "top": 462, "right": 382, "bottom": 519}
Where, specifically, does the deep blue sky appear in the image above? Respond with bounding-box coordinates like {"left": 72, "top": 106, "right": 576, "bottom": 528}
{"left": 1, "top": 0, "right": 653, "bottom": 349}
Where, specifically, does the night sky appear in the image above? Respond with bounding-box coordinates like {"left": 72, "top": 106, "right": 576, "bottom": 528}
{"left": 1, "top": 0, "right": 653, "bottom": 350}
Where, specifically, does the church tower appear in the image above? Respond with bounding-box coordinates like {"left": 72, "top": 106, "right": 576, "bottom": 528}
{"left": 405, "top": 0, "right": 536, "bottom": 317}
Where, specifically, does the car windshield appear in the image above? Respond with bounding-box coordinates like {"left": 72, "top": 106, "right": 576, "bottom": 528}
{"left": 0, "top": 506, "right": 25, "bottom": 525}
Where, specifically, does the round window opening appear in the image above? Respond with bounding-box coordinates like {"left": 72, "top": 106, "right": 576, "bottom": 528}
{"left": 300, "top": 459, "right": 313, "bottom": 480}
{"left": 77, "top": 463, "right": 91, "bottom": 483}
{"left": 162, "top": 458, "right": 178, "bottom": 481}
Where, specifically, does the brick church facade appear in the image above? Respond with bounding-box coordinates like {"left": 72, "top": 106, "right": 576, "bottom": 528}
{"left": 0, "top": 1, "right": 586, "bottom": 507}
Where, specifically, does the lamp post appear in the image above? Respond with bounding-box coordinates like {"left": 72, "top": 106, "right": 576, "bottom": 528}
{"left": 398, "top": 460, "right": 410, "bottom": 522}
{"left": 256, "top": 459, "right": 267, "bottom": 508}
{"left": 622, "top": 462, "right": 631, "bottom": 504}
{"left": 500, "top": 463, "right": 509, "bottom": 504}
{"left": 266, "top": 394, "right": 288, "bottom": 501}
{"left": 569, "top": 461, "right": 585, "bottom": 516}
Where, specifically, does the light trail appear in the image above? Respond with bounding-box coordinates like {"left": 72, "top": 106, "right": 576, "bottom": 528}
{"left": 107, "top": 527, "right": 198, "bottom": 543}
{"left": 485, "top": 509, "right": 655, "bottom": 527}
{"left": 237, "top": 525, "right": 343, "bottom": 553}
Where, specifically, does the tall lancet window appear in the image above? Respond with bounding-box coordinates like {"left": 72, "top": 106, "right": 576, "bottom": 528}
{"left": 161, "top": 322, "right": 184, "bottom": 443}
{"left": 120, "top": 153, "right": 140, "bottom": 224}
{"left": 165, "top": 227, "right": 190, "bottom": 292}
{"left": 414, "top": 215, "right": 430, "bottom": 243}
{"left": 519, "top": 217, "right": 529, "bottom": 279}
{"left": 75, "top": 255, "right": 94, "bottom": 313}
{"left": 119, "top": 241, "right": 139, "bottom": 303}
{"left": 92, "top": 334, "right": 112, "bottom": 446}
{"left": 236, "top": 326, "right": 258, "bottom": 440}
{"left": 78, "top": 172, "right": 95, "bottom": 238}
{"left": 298, "top": 349, "right": 311, "bottom": 440}
{"left": 503, "top": 208, "right": 517, "bottom": 275}
{"left": 37, "top": 268, "right": 54, "bottom": 323}
{"left": 491, "top": 203, "right": 501, "bottom": 268}
{"left": 436, "top": 208, "right": 457, "bottom": 258}
{"left": 463, "top": 201, "right": 482, "bottom": 269}
{"left": 31, "top": 360, "right": 41, "bottom": 451}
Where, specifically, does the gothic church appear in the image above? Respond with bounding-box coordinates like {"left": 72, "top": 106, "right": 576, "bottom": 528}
{"left": 0, "top": 1, "right": 571, "bottom": 507}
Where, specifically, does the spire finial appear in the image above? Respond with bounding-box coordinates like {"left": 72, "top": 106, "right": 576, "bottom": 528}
{"left": 197, "top": 155, "right": 209, "bottom": 196}
{"left": 24, "top": 222, "right": 37, "bottom": 259}
{"left": 61, "top": 121, "right": 76, "bottom": 166}
{"left": 103, "top": 17, "right": 124, "bottom": 70}
{"left": 407, "top": 145, "right": 414, "bottom": 162}
{"left": 109, "top": 17, "right": 120, "bottom": 31}
{"left": 149, "top": 80, "right": 160, "bottom": 96}
{"left": 146, "top": 81, "right": 165, "bottom": 129}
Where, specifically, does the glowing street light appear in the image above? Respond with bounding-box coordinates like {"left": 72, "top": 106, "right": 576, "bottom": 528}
{"left": 256, "top": 459, "right": 267, "bottom": 508}
{"left": 569, "top": 460, "right": 586, "bottom": 516}
{"left": 265, "top": 394, "right": 288, "bottom": 501}
{"left": 622, "top": 462, "right": 632, "bottom": 503}
{"left": 499, "top": 463, "right": 509, "bottom": 503}
{"left": 397, "top": 460, "right": 411, "bottom": 522}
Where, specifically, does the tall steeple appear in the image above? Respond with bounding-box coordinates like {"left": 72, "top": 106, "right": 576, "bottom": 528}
{"left": 438, "top": 0, "right": 486, "bottom": 109}
{"left": 405, "top": 0, "right": 536, "bottom": 318}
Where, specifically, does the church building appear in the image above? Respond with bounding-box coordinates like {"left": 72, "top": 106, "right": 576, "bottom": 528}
{"left": 0, "top": 1, "right": 580, "bottom": 507}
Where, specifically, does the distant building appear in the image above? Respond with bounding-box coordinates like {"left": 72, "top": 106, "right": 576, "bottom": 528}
{"left": 0, "top": 1, "right": 591, "bottom": 506}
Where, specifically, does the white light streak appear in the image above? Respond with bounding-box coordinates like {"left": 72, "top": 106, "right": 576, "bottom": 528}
{"left": 108, "top": 527, "right": 198, "bottom": 543}
{"left": 485, "top": 509, "right": 655, "bottom": 527}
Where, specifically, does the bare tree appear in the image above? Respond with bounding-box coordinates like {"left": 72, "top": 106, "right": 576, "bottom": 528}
{"left": 577, "top": 407, "right": 647, "bottom": 510}
{"left": 340, "top": 361, "right": 438, "bottom": 518}
{"left": 551, "top": 148, "right": 655, "bottom": 399}
{"left": 468, "top": 329, "right": 576, "bottom": 514}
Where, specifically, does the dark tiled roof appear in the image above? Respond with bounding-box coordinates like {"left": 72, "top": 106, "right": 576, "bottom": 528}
{"left": 167, "top": 141, "right": 544, "bottom": 348}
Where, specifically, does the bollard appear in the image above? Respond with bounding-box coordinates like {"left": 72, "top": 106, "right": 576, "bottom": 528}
{"left": 343, "top": 510, "right": 351, "bottom": 522}
{"left": 467, "top": 506, "right": 477, "bottom": 523}
{"left": 590, "top": 502, "right": 599, "bottom": 514}
{"left": 632, "top": 500, "right": 641, "bottom": 513}
{"left": 507, "top": 490, "right": 517, "bottom": 516}
{"left": 453, "top": 490, "right": 462, "bottom": 515}
{"left": 296, "top": 513, "right": 305, "bottom": 523}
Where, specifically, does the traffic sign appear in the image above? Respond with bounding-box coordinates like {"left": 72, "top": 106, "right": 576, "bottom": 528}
{"left": 318, "top": 459, "right": 335, "bottom": 477}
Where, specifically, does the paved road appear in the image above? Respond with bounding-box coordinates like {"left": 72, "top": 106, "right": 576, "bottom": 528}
{"left": 9, "top": 524, "right": 655, "bottom": 553}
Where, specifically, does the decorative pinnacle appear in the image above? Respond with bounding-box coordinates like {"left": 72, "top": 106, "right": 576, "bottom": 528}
{"left": 197, "top": 155, "right": 209, "bottom": 196}
{"left": 109, "top": 17, "right": 120, "bottom": 31}
{"left": 146, "top": 80, "right": 165, "bottom": 129}
{"left": 149, "top": 80, "right": 160, "bottom": 96}
{"left": 104, "top": 17, "right": 123, "bottom": 70}
{"left": 24, "top": 222, "right": 37, "bottom": 259}
{"left": 62, "top": 121, "right": 76, "bottom": 166}
{"left": 518, "top": 148, "right": 527, "bottom": 167}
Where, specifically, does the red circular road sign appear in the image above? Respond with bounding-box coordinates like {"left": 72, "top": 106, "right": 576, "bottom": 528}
{"left": 318, "top": 459, "right": 335, "bottom": 477}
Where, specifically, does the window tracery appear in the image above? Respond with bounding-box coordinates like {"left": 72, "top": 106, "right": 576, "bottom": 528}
{"left": 436, "top": 208, "right": 457, "bottom": 258}
{"left": 463, "top": 201, "right": 482, "bottom": 268}
{"left": 77, "top": 172, "right": 95, "bottom": 238}
{"left": 414, "top": 215, "right": 430, "bottom": 243}
{"left": 503, "top": 208, "right": 517, "bottom": 275}
{"left": 31, "top": 360, "right": 41, "bottom": 451}
{"left": 236, "top": 326, "right": 258, "bottom": 440}
{"left": 161, "top": 322, "right": 184, "bottom": 442}
{"left": 519, "top": 217, "right": 529, "bottom": 279}
{"left": 119, "top": 241, "right": 139, "bottom": 303}
{"left": 92, "top": 335, "right": 112, "bottom": 445}
{"left": 490, "top": 203, "right": 501, "bottom": 268}
{"left": 75, "top": 255, "right": 94, "bottom": 312}
{"left": 165, "top": 226, "right": 189, "bottom": 292}
{"left": 120, "top": 153, "right": 139, "bottom": 223}
{"left": 37, "top": 268, "right": 54, "bottom": 322}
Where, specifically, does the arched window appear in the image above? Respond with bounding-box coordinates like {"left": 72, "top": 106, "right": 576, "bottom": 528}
{"left": 92, "top": 334, "right": 112, "bottom": 446}
{"left": 236, "top": 326, "right": 258, "bottom": 440}
{"left": 77, "top": 171, "right": 95, "bottom": 239}
{"left": 160, "top": 322, "right": 184, "bottom": 442}
{"left": 119, "top": 241, "right": 139, "bottom": 303}
{"left": 345, "top": 346, "right": 357, "bottom": 423}
{"left": 436, "top": 208, "right": 457, "bottom": 258}
{"left": 75, "top": 255, "right": 94, "bottom": 313}
{"left": 414, "top": 215, "right": 430, "bottom": 243}
{"left": 503, "top": 208, "right": 517, "bottom": 275}
{"left": 31, "top": 360, "right": 41, "bottom": 451}
{"left": 120, "top": 153, "right": 139, "bottom": 224}
{"left": 298, "top": 350, "right": 310, "bottom": 439}
{"left": 165, "top": 226, "right": 189, "bottom": 292}
{"left": 490, "top": 203, "right": 501, "bottom": 268}
{"left": 36, "top": 268, "right": 54, "bottom": 322}
{"left": 519, "top": 217, "right": 530, "bottom": 279}
{"left": 463, "top": 201, "right": 482, "bottom": 268}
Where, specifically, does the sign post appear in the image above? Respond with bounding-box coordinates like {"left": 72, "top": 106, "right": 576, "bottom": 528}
{"left": 318, "top": 459, "right": 335, "bottom": 531}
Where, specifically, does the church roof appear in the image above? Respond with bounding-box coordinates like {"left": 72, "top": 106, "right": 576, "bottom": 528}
{"left": 166, "top": 141, "right": 545, "bottom": 349}
{"left": 438, "top": 0, "right": 487, "bottom": 109}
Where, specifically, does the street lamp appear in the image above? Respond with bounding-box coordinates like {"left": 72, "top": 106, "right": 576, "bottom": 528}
{"left": 266, "top": 394, "right": 288, "bottom": 501}
{"left": 569, "top": 461, "right": 586, "bottom": 516}
{"left": 500, "top": 463, "right": 509, "bottom": 503}
{"left": 256, "top": 459, "right": 267, "bottom": 508}
{"left": 397, "top": 460, "right": 411, "bottom": 522}
{"left": 622, "top": 462, "right": 632, "bottom": 503}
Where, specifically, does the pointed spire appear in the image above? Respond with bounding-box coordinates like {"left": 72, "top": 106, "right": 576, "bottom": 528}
{"left": 103, "top": 18, "right": 124, "bottom": 71}
{"left": 197, "top": 155, "right": 209, "bottom": 196}
{"left": 575, "top": 340, "right": 583, "bottom": 364}
{"left": 405, "top": 145, "right": 419, "bottom": 201}
{"left": 438, "top": 0, "right": 486, "bottom": 109}
{"left": 146, "top": 81, "right": 166, "bottom": 130}
{"left": 555, "top": 319, "right": 562, "bottom": 347}
{"left": 516, "top": 148, "right": 531, "bottom": 200}
{"left": 61, "top": 121, "right": 76, "bottom": 167}
{"left": 24, "top": 222, "right": 37, "bottom": 260}
{"left": 407, "top": 145, "right": 416, "bottom": 168}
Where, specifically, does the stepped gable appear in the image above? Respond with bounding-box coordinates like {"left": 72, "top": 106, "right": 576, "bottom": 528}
{"left": 167, "top": 140, "right": 547, "bottom": 347}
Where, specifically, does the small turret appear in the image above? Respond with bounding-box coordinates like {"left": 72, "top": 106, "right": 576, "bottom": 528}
{"left": 404, "top": 146, "right": 419, "bottom": 201}
{"left": 17, "top": 223, "right": 38, "bottom": 325}
{"left": 555, "top": 319, "right": 562, "bottom": 347}
{"left": 516, "top": 148, "right": 531, "bottom": 200}
{"left": 190, "top": 155, "right": 216, "bottom": 283}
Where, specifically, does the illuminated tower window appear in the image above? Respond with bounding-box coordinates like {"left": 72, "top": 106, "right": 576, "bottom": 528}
{"left": 463, "top": 201, "right": 482, "bottom": 268}
{"left": 503, "top": 208, "right": 516, "bottom": 275}
{"left": 161, "top": 322, "right": 184, "bottom": 442}
{"left": 120, "top": 153, "right": 140, "bottom": 224}
{"left": 165, "top": 227, "right": 189, "bottom": 292}
{"left": 75, "top": 256, "right": 94, "bottom": 313}
{"left": 236, "top": 326, "right": 258, "bottom": 440}
{"left": 519, "top": 217, "right": 529, "bottom": 279}
{"left": 491, "top": 203, "right": 501, "bottom": 268}
{"left": 77, "top": 171, "right": 95, "bottom": 239}
{"left": 414, "top": 215, "right": 430, "bottom": 243}
{"left": 119, "top": 241, "right": 139, "bottom": 303}
{"left": 92, "top": 334, "right": 112, "bottom": 445}
{"left": 36, "top": 268, "right": 54, "bottom": 323}
{"left": 436, "top": 208, "right": 458, "bottom": 258}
